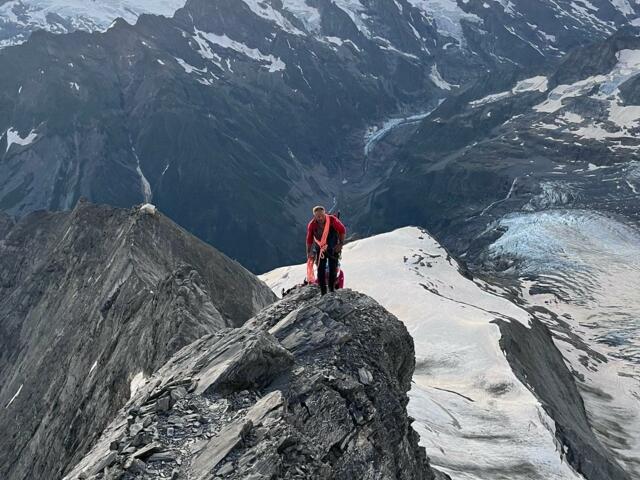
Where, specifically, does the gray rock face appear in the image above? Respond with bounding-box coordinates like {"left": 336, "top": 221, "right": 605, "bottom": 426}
{"left": 0, "top": 201, "right": 275, "bottom": 480}
{"left": 65, "top": 287, "right": 443, "bottom": 480}
{"left": 0, "top": 211, "right": 13, "bottom": 239}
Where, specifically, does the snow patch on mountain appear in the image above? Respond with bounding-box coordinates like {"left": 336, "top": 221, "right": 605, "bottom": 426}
{"left": 534, "top": 49, "right": 640, "bottom": 114}
{"left": 131, "top": 144, "right": 152, "bottom": 203}
{"left": 611, "top": 0, "right": 635, "bottom": 16}
{"left": 4, "top": 384, "right": 22, "bottom": 409}
{"left": 568, "top": 0, "right": 616, "bottom": 34}
{"left": 569, "top": 123, "right": 631, "bottom": 140}
{"left": 129, "top": 371, "right": 146, "bottom": 399}
{"left": 281, "top": 0, "right": 321, "bottom": 33}
{"left": 332, "top": 0, "right": 371, "bottom": 37}
{"left": 534, "top": 76, "right": 606, "bottom": 113}
{"left": 471, "top": 75, "right": 548, "bottom": 107}
{"left": 407, "top": 0, "right": 483, "bottom": 44}
{"left": 176, "top": 57, "right": 205, "bottom": 75}
{"left": 528, "top": 50, "right": 640, "bottom": 142}
{"left": 4, "top": 127, "right": 37, "bottom": 153}
{"left": 429, "top": 64, "right": 456, "bottom": 90}
{"left": 261, "top": 227, "right": 581, "bottom": 480}
{"left": 596, "top": 49, "right": 640, "bottom": 97}
{"left": 240, "top": 0, "right": 304, "bottom": 35}
{"left": 560, "top": 111, "right": 585, "bottom": 124}
{"left": 609, "top": 101, "right": 640, "bottom": 129}
{"left": 195, "top": 30, "right": 286, "bottom": 72}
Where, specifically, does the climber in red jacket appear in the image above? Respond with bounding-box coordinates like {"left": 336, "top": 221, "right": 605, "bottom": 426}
{"left": 306, "top": 205, "right": 346, "bottom": 295}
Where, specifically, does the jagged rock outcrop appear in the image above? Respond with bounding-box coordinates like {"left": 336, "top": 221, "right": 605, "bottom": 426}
{"left": 0, "top": 201, "right": 275, "bottom": 480}
{"left": 65, "top": 287, "right": 445, "bottom": 480}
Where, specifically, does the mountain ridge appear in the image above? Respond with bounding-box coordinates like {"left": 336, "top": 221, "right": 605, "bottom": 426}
{"left": 0, "top": 201, "right": 275, "bottom": 480}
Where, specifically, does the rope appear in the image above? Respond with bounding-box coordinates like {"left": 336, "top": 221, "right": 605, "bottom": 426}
{"left": 306, "top": 215, "right": 333, "bottom": 283}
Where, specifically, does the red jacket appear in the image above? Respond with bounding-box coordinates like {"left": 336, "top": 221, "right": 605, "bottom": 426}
{"left": 306, "top": 215, "right": 346, "bottom": 247}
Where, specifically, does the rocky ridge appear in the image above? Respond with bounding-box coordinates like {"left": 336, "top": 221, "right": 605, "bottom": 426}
{"left": 0, "top": 201, "right": 275, "bottom": 480}
{"left": 64, "top": 287, "right": 446, "bottom": 480}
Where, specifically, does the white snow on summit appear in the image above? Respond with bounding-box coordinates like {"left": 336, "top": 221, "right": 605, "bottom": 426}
{"left": 0, "top": 0, "right": 187, "bottom": 47}
{"left": 261, "top": 227, "right": 581, "bottom": 480}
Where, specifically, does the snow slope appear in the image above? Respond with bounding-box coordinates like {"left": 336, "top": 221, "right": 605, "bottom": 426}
{"left": 261, "top": 227, "right": 581, "bottom": 480}
{"left": 0, "top": 0, "right": 186, "bottom": 47}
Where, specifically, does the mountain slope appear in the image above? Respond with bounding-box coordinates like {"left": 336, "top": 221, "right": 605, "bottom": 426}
{"left": 0, "top": 0, "right": 461, "bottom": 271}
{"left": 64, "top": 287, "right": 445, "bottom": 480}
{"left": 4, "top": 1, "right": 640, "bottom": 272}
{"left": 262, "top": 226, "right": 632, "bottom": 479}
{"left": 353, "top": 29, "right": 640, "bottom": 261}
{"left": 0, "top": 201, "right": 275, "bottom": 480}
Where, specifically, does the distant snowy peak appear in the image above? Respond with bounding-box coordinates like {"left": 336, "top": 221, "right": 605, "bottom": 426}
{"left": 2, "top": 0, "right": 637, "bottom": 77}
{"left": 275, "top": 0, "right": 640, "bottom": 66}
{"left": 0, "top": 0, "right": 186, "bottom": 48}
{"left": 3, "top": 127, "right": 38, "bottom": 153}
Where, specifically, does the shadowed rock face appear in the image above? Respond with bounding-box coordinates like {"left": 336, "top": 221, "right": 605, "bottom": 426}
{"left": 65, "top": 287, "right": 445, "bottom": 480}
{"left": 0, "top": 211, "right": 12, "bottom": 239}
{"left": 0, "top": 201, "right": 275, "bottom": 480}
